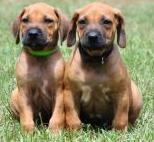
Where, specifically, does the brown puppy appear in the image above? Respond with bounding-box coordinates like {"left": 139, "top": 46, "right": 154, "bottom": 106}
{"left": 10, "top": 3, "right": 69, "bottom": 133}
{"left": 64, "top": 2, "right": 142, "bottom": 130}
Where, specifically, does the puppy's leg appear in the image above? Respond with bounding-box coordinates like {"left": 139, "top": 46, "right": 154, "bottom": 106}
{"left": 64, "top": 88, "right": 81, "bottom": 130}
{"left": 12, "top": 88, "right": 35, "bottom": 133}
{"left": 10, "top": 88, "right": 20, "bottom": 120}
{"left": 112, "top": 91, "right": 129, "bottom": 130}
{"left": 129, "top": 80, "right": 142, "bottom": 123}
{"left": 49, "top": 87, "right": 65, "bottom": 133}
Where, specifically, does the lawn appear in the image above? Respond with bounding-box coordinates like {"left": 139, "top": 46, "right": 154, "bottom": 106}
{"left": 0, "top": 0, "right": 154, "bottom": 141}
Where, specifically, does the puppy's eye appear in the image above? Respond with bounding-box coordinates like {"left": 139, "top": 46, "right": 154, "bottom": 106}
{"left": 78, "top": 19, "right": 87, "bottom": 26}
{"left": 103, "top": 19, "right": 112, "bottom": 25}
{"left": 100, "top": 18, "right": 112, "bottom": 26}
{"left": 22, "top": 17, "right": 29, "bottom": 23}
{"left": 44, "top": 18, "right": 54, "bottom": 24}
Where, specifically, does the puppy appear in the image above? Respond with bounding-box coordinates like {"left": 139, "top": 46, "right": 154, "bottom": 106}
{"left": 64, "top": 2, "right": 142, "bottom": 130}
{"left": 10, "top": 3, "right": 69, "bottom": 133}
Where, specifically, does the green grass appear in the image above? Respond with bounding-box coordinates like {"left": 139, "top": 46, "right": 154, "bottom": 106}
{"left": 0, "top": 0, "right": 154, "bottom": 141}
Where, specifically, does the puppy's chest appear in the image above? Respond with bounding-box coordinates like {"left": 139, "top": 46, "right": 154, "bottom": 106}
{"left": 80, "top": 84, "right": 113, "bottom": 119}
{"left": 81, "top": 85, "right": 111, "bottom": 104}
{"left": 70, "top": 65, "right": 108, "bottom": 84}
{"left": 25, "top": 64, "right": 54, "bottom": 84}
{"left": 33, "top": 80, "right": 53, "bottom": 107}
{"left": 25, "top": 66, "right": 55, "bottom": 104}
{"left": 70, "top": 64, "right": 112, "bottom": 106}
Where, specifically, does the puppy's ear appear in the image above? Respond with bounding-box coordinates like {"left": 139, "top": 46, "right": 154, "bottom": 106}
{"left": 12, "top": 9, "right": 25, "bottom": 44}
{"left": 54, "top": 9, "right": 69, "bottom": 45}
{"left": 67, "top": 12, "right": 79, "bottom": 47}
{"left": 114, "top": 9, "right": 126, "bottom": 48}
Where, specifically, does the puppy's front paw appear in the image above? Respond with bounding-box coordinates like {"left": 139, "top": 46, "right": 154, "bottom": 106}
{"left": 112, "top": 119, "right": 128, "bottom": 130}
{"left": 66, "top": 114, "right": 82, "bottom": 130}
{"left": 49, "top": 117, "right": 64, "bottom": 134}
{"left": 22, "top": 122, "right": 35, "bottom": 133}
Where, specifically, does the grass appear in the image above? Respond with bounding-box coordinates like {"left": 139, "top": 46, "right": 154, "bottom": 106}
{"left": 0, "top": 0, "right": 154, "bottom": 141}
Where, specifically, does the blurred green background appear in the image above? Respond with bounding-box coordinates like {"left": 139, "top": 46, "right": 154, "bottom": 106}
{"left": 0, "top": 0, "right": 154, "bottom": 141}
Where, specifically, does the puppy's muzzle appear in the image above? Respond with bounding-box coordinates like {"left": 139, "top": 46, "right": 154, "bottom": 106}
{"left": 23, "top": 27, "right": 47, "bottom": 50}
{"left": 81, "top": 29, "right": 105, "bottom": 50}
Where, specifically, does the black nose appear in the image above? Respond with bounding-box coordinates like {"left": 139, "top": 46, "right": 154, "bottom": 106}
{"left": 28, "top": 28, "right": 42, "bottom": 38}
{"left": 88, "top": 31, "right": 99, "bottom": 41}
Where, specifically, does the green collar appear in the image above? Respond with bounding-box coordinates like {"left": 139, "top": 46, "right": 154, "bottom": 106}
{"left": 29, "top": 48, "right": 58, "bottom": 57}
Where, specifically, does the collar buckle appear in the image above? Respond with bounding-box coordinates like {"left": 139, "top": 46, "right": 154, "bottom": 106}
{"left": 101, "top": 57, "right": 104, "bottom": 64}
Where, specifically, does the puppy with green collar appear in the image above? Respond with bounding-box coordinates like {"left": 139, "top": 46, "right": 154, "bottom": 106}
{"left": 10, "top": 3, "right": 69, "bottom": 133}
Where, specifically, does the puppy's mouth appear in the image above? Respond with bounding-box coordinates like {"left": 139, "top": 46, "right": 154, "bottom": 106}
{"left": 80, "top": 37, "right": 112, "bottom": 56}
{"left": 86, "top": 48, "right": 105, "bottom": 56}
{"left": 80, "top": 40, "right": 107, "bottom": 56}
{"left": 23, "top": 38, "right": 48, "bottom": 50}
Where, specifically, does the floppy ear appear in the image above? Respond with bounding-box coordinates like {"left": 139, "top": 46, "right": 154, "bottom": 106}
{"left": 114, "top": 9, "right": 126, "bottom": 48}
{"left": 67, "top": 12, "right": 79, "bottom": 47}
{"left": 11, "top": 9, "right": 25, "bottom": 44}
{"left": 54, "top": 9, "right": 69, "bottom": 45}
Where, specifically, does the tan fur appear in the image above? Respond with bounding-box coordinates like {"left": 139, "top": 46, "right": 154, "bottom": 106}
{"left": 64, "top": 3, "right": 142, "bottom": 130}
{"left": 10, "top": 3, "right": 69, "bottom": 133}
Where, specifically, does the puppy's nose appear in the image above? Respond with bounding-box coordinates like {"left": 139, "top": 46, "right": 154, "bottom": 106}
{"left": 28, "top": 28, "right": 42, "bottom": 38}
{"left": 88, "top": 31, "right": 99, "bottom": 41}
